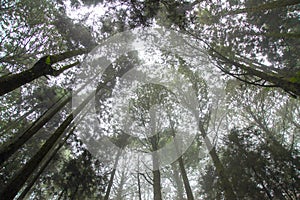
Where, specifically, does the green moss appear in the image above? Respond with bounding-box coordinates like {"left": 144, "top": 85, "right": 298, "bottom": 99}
{"left": 289, "top": 76, "right": 300, "bottom": 83}
{"left": 45, "top": 56, "right": 51, "bottom": 65}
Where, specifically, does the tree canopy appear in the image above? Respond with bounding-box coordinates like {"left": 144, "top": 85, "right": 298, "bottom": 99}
{"left": 0, "top": 0, "right": 299, "bottom": 199}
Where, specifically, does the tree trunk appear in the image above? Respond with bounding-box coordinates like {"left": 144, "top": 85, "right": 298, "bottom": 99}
{"left": 0, "top": 94, "right": 71, "bottom": 165}
{"left": 177, "top": 56, "right": 237, "bottom": 199}
{"left": 57, "top": 189, "right": 65, "bottom": 200}
{"left": 178, "top": 156, "right": 194, "bottom": 200}
{"left": 152, "top": 169, "right": 162, "bottom": 200}
{"left": 0, "top": 49, "right": 85, "bottom": 96}
{"left": 104, "top": 149, "right": 122, "bottom": 200}
{"left": 115, "top": 167, "right": 127, "bottom": 200}
{"left": 137, "top": 172, "right": 142, "bottom": 200}
{"left": 0, "top": 91, "right": 93, "bottom": 200}
{"left": 0, "top": 67, "right": 103, "bottom": 165}
{"left": 210, "top": 48, "right": 300, "bottom": 97}
{"left": 150, "top": 135, "right": 162, "bottom": 200}
{"left": 225, "top": 0, "right": 300, "bottom": 16}
{"left": 171, "top": 163, "right": 185, "bottom": 200}
{"left": 16, "top": 126, "right": 76, "bottom": 200}
{"left": 169, "top": 115, "right": 194, "bottom": 200}
{"left": 0, "top": 108, "right": 35, "bottom": 135}
{"left": 199, "top": 124, "right": 237, "bottom": 200}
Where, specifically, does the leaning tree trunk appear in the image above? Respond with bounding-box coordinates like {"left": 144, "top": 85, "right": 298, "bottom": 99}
{"left": 0, "top": 94, "right": 71, "bottom": 165}
{"left": 226, "top": 0, "right": 300, "bottom": 16}
{"left": 0, "top": 91, "right": 93, "bottom": 200}
{"left": 178, "top": 156, "right": 194, "bottom": 200}
{"left": 177, "top": 60, "right": 237, "bottom": 200}
{"left": 104, "top": 149, "right": 122, "bottom": 200}
{"left": 16, "top": 126, "right": 76, "bottom": 200}
{"left": 0, "top": 68, "right": 103, "bottom": 165}
{"left": 0, "top": 49, "right": 84, "bottom": 96}
{"left": 170, "top": 118, "right": 194, "bottom": 200}
{"left": 210, "top": 48, "right": 300, "bottom": 97}
{"left": 199, "top": 124, "right": 237, "bottom": 200}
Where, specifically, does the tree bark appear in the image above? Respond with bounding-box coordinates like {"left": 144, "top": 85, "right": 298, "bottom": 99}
{"left": 178, "top": 156, "right": 194, "bottom": 200}
{"left": 0, "top": 66, "right": 103, "bottom": 165}
{"left": 104, "top": 149, "right": 122, "bottom": 200}
{"left": 170, "top": 120, "right": 194, "bottom": 200}
{"left": 225, "top": 0, "right": 300, "bottom": 16}
{"left": 199, "top": 124, "right": 237, "bottom": 200}
{"left": 137, "top": 172, "right": 142, "bottom": 200}
{"left": 210, "top": 48, "right": 300, "bottom": 97}
{"left": 171, "top": 163, "right": 185, "bottom": 200}
{"left": 0, "top": 94, "right": 71, "bottom": 165}
{"left": 16, "top": 126, "right": 76, "bottom": 200}
{"left": 150, "top": 134, "right": 162, "bottom": 200}
{"left": 0, "top": 91, "right": 93, "bottom": 200}
{"left": 0, "top": 49, "right": 85, "bottom": 96}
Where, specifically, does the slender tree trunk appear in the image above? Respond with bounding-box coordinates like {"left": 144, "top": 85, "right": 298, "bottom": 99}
{"left": 199, "top": 124, "right": 237, "bottom": 200}
{"left": 150, "top": 136, "right": 162, "bottom": 200}
{"left": 177, "top": 56, "right": 237, "bottom": 199}
{"left": 152, "top": 169, "right": 162, "bottom": 200}
{"left": 104, "top": 149, "right": 122, "bottom": 200}
{"left": 16, "top": 126, "right": 76, "bottom": 200}
{"left": 0, "top": 108, "right": 35, "bottom": 136}
{"left": 210, "top": 48, "right": 300, "bottom": 97}
{"left": 0, "top": 92, "right": 93, "bottom": 200}
{"left": 137, "top": 172, "right": 142, "bottom": 200}
{"left": 115, "top": 167, "right": 126, "bottom": 200}
{"left": 0, "top": 49, "right": 84, "bottom": 96}
{"left": 171, "top": 163, "right": 185, "bottom": 200}
{"left": 149, "top": 110, "right": 162, "bottom": 200}
{"left": 0, "top": 94, "right": 71, "bottom": 165}
{"left": 57, "top": 189, "right": 65, "bottom": 200}
{"left": 225, "top": 0, "right": 300, "bottom": 16}
{"left": 178, "top": 156, "right": 194, "bottom": 200}
{"left": 0, "top": 68, "right": 102, "bottom": 165}
{"left": 169, "top": 116, "right": 194, "bottom": 200}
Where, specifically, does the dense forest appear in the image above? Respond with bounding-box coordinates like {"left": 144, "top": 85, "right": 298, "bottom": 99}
{"left": 0, "top": 0, "right": 299, "bottom": 199}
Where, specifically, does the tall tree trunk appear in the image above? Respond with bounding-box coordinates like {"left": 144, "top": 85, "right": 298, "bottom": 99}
{"left": 0, "top": 94, "right": 71, "bottom": 165}
{"left": 199, "top": 124, "right": 237, "bottom": 200}
{"left": 178, "top": 156, "right": 194, "bottom": 200}
{"left": 16, "top": 126, "right": 76, "bottom": 200}
{"left": 104, "top": 149, "right": 122, "bottom": 200}
{"left": 171, "top": 163, "right": 185, "bottom": 200}
{"left": 0, "top": 68, "right": 102, "bottom": 165}
{"left": 224, "top": 0, "right": 300, "bottom": 16}
{"left": 177, "top": 56, "right": 237, "bottom": 199}
{"left": 169, "top": 115, "right": 194, "bottom": 200}
{"left": 115, "top": 167, "right": 127, "bottom": 200}
{"left": 149, "top": 110, "right": 162, "bottom": 200}
{"left": 57, "top": 189, "right": 65, "bottom": 200}
{"left": 152, "top": 169, "right": 162, "bottom": 200}
{"left": 210, "top": 47, "right": 300, "bottom": 97}
{"left": 0, "top": 108, "right": 35, "bottom": 135}
{"left": 137, "top": 172, "right": 142, "bottom": 200}
{"left": 0, "top": 49, "right": 84, "bottom": 96}
{"left": 0, "top": 92, "right": 93, "bottom": 200}
{"left": 150, "top": 135, "right": 162, "bottom": 200}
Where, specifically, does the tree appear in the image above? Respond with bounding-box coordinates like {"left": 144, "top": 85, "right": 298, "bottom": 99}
{"left": 0, "top": 50, "right": 84, "bottom": 96}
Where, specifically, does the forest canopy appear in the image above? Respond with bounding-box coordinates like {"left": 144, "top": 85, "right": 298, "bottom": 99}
{"left": 0, "top": 0, "right": 299, "bottom": 199}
